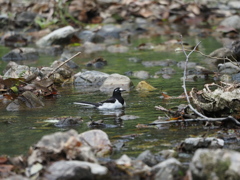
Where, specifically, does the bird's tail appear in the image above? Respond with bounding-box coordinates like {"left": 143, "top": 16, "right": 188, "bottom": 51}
{"left": 73, "top": 101, "right": 99, "bottom": 108}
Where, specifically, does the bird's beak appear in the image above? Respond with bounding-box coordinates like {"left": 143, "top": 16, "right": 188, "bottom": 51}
{"left": 120, "top": 88, "right": 126, "bottom": 92}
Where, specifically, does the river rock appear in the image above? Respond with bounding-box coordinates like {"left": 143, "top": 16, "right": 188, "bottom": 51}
{"left": 133, "top": 70, "right": 150, "bottom": 79}
{"left": 6, "top": 91, "right": 44, "bottom": 111}
{"left": 142, "top": 59, "right": 176, "bottom": 67}
{"left": 189, "top": 149, "right": 240, "bottom": 180}
{"left": 136, "top": 150, "right": 159, "bottom": 167}
{"left": 83, "top": 42, "right": 106, "bottom": 54}
{"left": 36, "top": 26, "right": 77, "bottom": 47}
{"left": 151, "top": 158, "right": 184, "bottom": 180}
{"left": 45, "top": 160, "right": 108, "bottom": 180}
{"left": 220, "top": 15, "right": 240, "bottom": 30}
{"left": 177, "top": 61, "right": 198, "bottom": 69}
{"left": 179, "top": 137, "right": 224, "bottom": 152}
{"left": 100, "top": 73, "right": 133, "bottom": 92}
{"left": 2, "top": 47, "right": 39, "bottom": 61}
{"left": 218, "top": 62, "right": 240, "bottom": 74}
{"left": 74, "top": 70, "right": 109, "bottom": 86}
{"left": 15, "top": 12, "right": 37, "bottom": 27}
{"left": 78, "top": 129, "right": 112, "bottom": 157}
{"left": 107, "top": 44, "right": 129, "bottom": 53}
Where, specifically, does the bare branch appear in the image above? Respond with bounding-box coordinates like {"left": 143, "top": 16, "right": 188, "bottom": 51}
{"left": 45, "top": 52, "right": 81, "bottom": 79}
{"left": 180, "top": 35, "right": 208, "bottom": 119}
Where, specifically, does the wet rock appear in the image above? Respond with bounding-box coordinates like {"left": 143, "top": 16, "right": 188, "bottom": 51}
{"left": 1, "top": 32, "right": 28, "bottom": 47}
{"left": 6, "top": 91, "right": 44, "bottom": 111}
{"left": 83, "top": 42, "right": 106, "bottom": 54}
{"left": 133, "top": 70, "right": 150, "bottom": 79}
{"left": 115, "top": 154, "right": 151, "bottom": 178}
{"left": 78, "top": 129, "right": 112, "bottom": 157}
{"left": 136, "top": 150, "right": 159, "bottom": 167}
{"left": 220, "top": 15, "right": 240, "bottom": 30}
{"left": 2, "top": 47, "right": 39, "bottom": 61}
{"left": 3, "top": 62, "right": 36, "bottom": 79}
{"left": 218, "top": 62, "right": 240, "bottom": 74}
{"left": 78, "top": 30, "right": 95, "bottom": 42}
{"left": 74, "top": 70, "right": 109, "bottom": 86}
{"left": 15, "top": 12, "right": 37, "bottom": 27}
{"left": 36, "top": 26, "right": 77, "bottom": 47}
{"left": 45, "top": 160, "right": 108, "bottom": 180}
{"left": 54, "top": 117, "right": 83, "bottom": 127}
{"left": 86, "top": 57, "right": 107, "bottom": 68}
{"left": 142, "top": 59, "right": 176, "bottom": 67}
{"left": 177, "top": 61, "right": 198, "bottom": 69}
{"left": 179, "top": 137, "right": 224, "bottom": 152}
{"left": 151, "top": 158, "right": 184, "bottom": 180}
{"left": 189, "top": 149, "right": 240, "bottom": 180}
{"left": 155, "top": 67, "right": 176, "bottom": 76}
{"left": 120, "top": 115, "right": 140, "bottom": 120}
{"left": 100, "top": 73, "right": 133, "bottom": 92}
{"left": 107, "top": 44, "right": 129, "bottom": 53}
{"left": 128, "top": 57, "right": 142, "bottom": 63}
{"left": 135, "top": 81, "right": 156, "bottom": 91}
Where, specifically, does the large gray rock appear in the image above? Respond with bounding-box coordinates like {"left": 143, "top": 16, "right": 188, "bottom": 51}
{"left": 2, "top": 47, "right": 39, "bottom": 61}
{"left": 74, "top": 70, "right": 109, "bottom": 86}
{"left": 45, "top": 160, "right": 108, "bottom": 180}
{"left": 100, "top": 73, "right": 133, "bottom": 92}
{"left": 189, "top": 149, "right": 240, "bottom": 180}
{"left": 36, "top": 26, "right": 76, "bottom": 47}
{"left": 220, "top": 15, "right": 240, "bottom": 30}
{"left": 151, "top": 158, "right": 183, "bottom": 180}
{"left": 78, "top": 129, "right": 112, "bottom": 157}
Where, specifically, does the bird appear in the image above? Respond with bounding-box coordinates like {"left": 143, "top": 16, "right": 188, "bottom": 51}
{"left": 74, "top": 87, "right": 126, "bottom": 109}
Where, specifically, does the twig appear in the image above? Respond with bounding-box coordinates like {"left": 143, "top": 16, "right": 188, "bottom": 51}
{"left": 45, "top": 52, "right": 81, "bottom": 79}
{"left": 180, "top": 35, "right": 208, "bottom": 119}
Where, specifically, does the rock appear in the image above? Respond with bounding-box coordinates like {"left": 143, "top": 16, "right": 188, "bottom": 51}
{"left": 128, "top": 57, "right": 142, "bottom": 63}
{"left": 228, "top": 1, "right": 240, "bottom": 9}
{"left": 78, "top": 30, "right": 95, "bottom": 42}
{"left": 220, "top": 15, "right": 240, "bottom": 30}
{"left": 78, "top": 129, "right": 112, "bottom": 157}
{"left": 6, "top": 91, "right": 44, "bottom": 111}
{"left": 45, "top": 160, "right": 108, "bottom": 180}
{"left": 100, "top": 73, "right": 133, "bottom": 92}
{"left": 107, "top": 44, "right": 129, "bottom": 53}
{"left": 189, "top": 149, "right": 240, "bottom": 180}
{"left": 83, "top": 42, "right": 106, "bottom": 54}
{"left": 115, "top": 154, "right": 151, "bottom": 177}
{"left": 142, "top": 60, "right": 176, "bottom": 67}
{"left": 28, "top": 129, "right": 79, "bottom": 165}
{"left": 2, "top": 47, "right": 39, "bottom": 61}
{"left": 218, "top": 62, "right": 240, "bottom": 74}
{"left": 5, "top": 175, "right": 29, "bottom": 180}
{"left": 155, "top": 67, "right": 176, "bottom": 75}
{"left": 36, "top": 26, "right": 77, "bottom": 47}
{"left": 132, "top": 70, "right": 150, "bottom": 79}
{"left": 15, "top": 12, "right": 37, "bottom": 27}
{"left": 136, "top": 150, "right": 159, "bottom": 167}
{"left": 74, "top": 70, "right": 109, "bottom": 86}
{"left": 177, "top": 61, "right": 198, "bottom": 69}
{"left": 179, "top": 137, "right": 224, "bottom": 152}
{"left": 1, "top": 32, "right": 28, "bottom": 47}
{"left": 120, "top": 115, "right": 140, "bottom": 120}
{"left": 135, "top": 81, "right": 156, "bottom": 91}
{"left": 151, "top": 158, "right": 184, "bottom": 180}
{"left": 54, "top": 117, "right": 83, "bottom": 127}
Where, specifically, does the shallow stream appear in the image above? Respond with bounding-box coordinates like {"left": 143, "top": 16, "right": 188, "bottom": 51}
{"left": 0, "top": 36, "right": 223, "bottom": 159}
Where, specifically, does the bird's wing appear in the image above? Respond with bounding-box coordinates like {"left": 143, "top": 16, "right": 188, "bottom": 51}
{"left": 100, "top": 97, "right": 116, "bottom": 104}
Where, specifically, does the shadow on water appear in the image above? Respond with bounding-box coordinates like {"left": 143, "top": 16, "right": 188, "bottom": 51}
{"left": 0, "top": 36, "right": 223, "bottom": 158}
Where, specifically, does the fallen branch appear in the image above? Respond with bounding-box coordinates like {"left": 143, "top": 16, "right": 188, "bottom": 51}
{"left": 45, "top": 52, "right": 81, "bottom": 79}
{"left": 180, "top": 36, "right": 208, "bottom": 119}
{"left": 148, "top": 116, "right": 240, "bottom": 126}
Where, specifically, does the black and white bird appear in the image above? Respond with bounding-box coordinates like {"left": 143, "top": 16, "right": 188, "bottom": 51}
{"left": 74, "top": 87, "right": 126, "bottom": 110}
